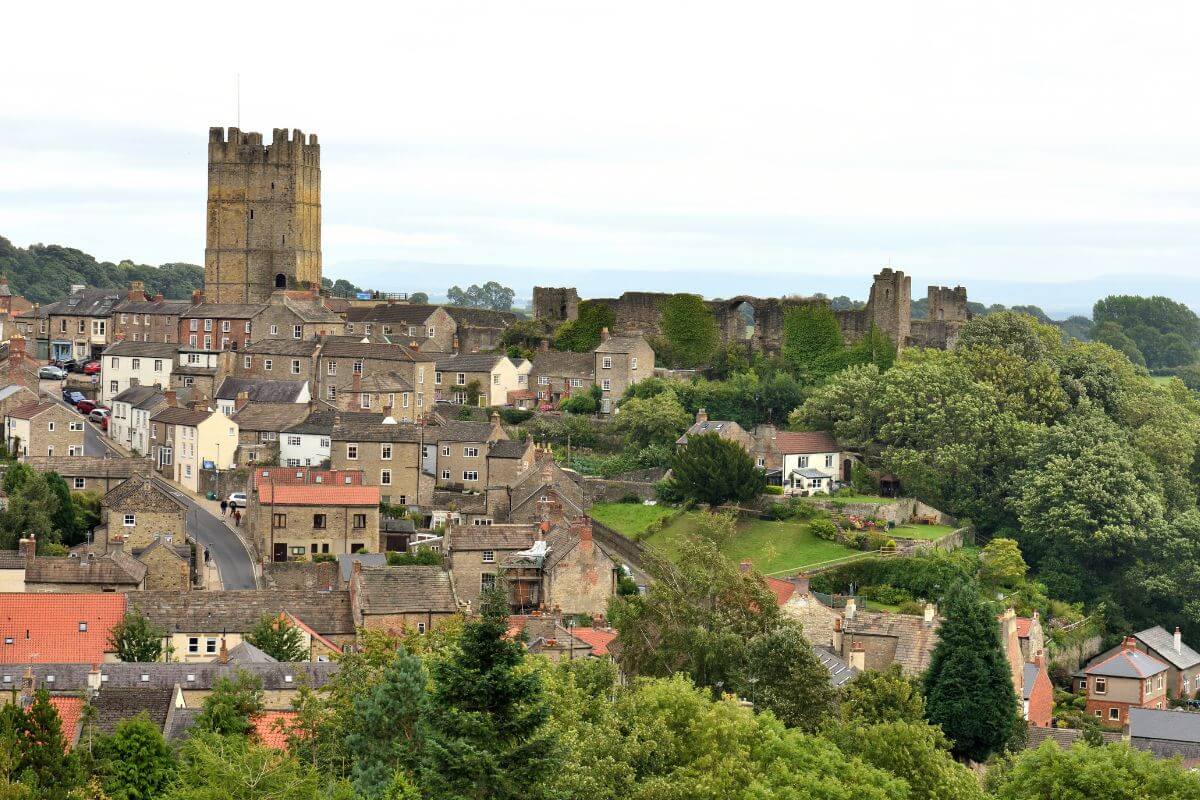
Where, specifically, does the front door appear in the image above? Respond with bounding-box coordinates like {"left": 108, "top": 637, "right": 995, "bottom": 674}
{"left": 273, "top": 543, "right": 287, "bottom": 562}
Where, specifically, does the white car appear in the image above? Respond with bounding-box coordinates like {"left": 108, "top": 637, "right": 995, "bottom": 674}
{"left": 226, "top": 492, "right": 247, "bottom": 509}
{"left": 38, "top": 365, "right": 67, "bottom": 380}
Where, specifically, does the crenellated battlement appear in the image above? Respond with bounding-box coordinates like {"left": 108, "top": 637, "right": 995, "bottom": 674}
{"left": 207, "top": 126, "right": 320, "bottom": 165}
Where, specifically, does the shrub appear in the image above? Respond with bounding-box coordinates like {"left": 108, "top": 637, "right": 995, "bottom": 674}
{"left": 763, "top": 484, "right": 784, "bottom": 495}
{"left": 897, "top": 600, "right": 926, "bottom": 616}
{"left": 866, "top": 531, "right": 892, "bottom": 551}
{"left": 498, "top": 408, "right": 533, "bottom": 425}
{"left": 860, "top": 584, "right": 914, "bottom": 605}
{"left": 810, "top": 517, "right": 839, "bottom": 541}
{"left": 619, "top": 493, "right": 643, "bottom": 504}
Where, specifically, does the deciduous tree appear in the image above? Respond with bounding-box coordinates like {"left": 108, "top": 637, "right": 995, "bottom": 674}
{"left": 245, "top": 614, "right": 306, "bottom": 663}
{"left": 108, "top": 612, "right": 166, "bottom": 663}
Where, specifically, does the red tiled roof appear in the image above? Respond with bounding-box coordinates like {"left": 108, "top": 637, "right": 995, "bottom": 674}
{"left": 766, "top": 577, "right": 796, "bottom": 606}
{"left": 774, "top": 431, "right": 839, "bottom": 454}
{"left": 1015, "top": 617, "right": 1033, "bottom": 638}
{"left": 49, "top": 696, "right": 84, "bottom": 749}
{"left": 258, "top": 483, "right": 381, "bottom": 506}
{"left": 252, "top": 710, "right": 300, "bottom": 751}
{"left": 0, "top": 593, "right": 126, "bottom": 663}
{"left": 283, "top": 612, "right": 340, "bottom": 655}
{"left": 570, "top": 627, "right": 616, "bottom": 656}
{"left": 253, "top": 467, "right": 364, "bottom": 490}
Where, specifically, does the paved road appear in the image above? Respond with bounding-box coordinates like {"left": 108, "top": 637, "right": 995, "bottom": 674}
{"left": 161, "top": 484, "right": 258, "bottom": 590}
{"left": 83, "top": 422, "right": 117, "bottom": 456}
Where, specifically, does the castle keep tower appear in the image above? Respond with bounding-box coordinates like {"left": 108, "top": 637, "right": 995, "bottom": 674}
{"left": 867, "top": 268, "right": 912, "bottom": 346}
{"left": 204, "top": 127, "right": 321, "bottom": 303}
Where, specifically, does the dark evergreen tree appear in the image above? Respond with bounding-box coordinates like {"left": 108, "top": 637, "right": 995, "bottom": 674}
{"left": 95, "top": 714, "right": 176, "bottom": 800}
{"left": 665, "top": 430, "right": 767, "bottom": 506}
{"left": 742, "top": 625, "right": 837, "bottom": 732}
{"left": 346, "top": 648, "right": 429, "bottom": 798}
{"left": 10, "top": 689, "right": 83, "bottom": 799}
{"left": 923, "top": 584, "right": 1018, "bottom": 762}
{"left": 108, "top": 612, "right": 166, "bottom": 663}
{"left": 422, "top": 588, "right": 558, "bottom": 799}
{"left": 43, "top": 472, "right": 81, "bottom": 546}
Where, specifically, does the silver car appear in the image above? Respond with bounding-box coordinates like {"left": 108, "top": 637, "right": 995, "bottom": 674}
{"left": 38, "top": 365, "right": 67, "bottom": 380}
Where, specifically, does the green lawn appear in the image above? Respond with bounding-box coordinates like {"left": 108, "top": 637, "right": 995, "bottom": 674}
{"left": 589, "top": 502, "right": 676, "bottom": 538}
{"left": 642, "top": 512, "right": 863, "bottom": 575}
{"left": 889, "top": 523, "right": 956, "bottom": 541}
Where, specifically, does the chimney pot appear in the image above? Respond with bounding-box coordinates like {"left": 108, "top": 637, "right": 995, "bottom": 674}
{"left": 191, "top": 290, "right": 202, "bottom": 305}
{"left": 844, "top": 597, "right": 857, "bottom": 620}
{"left": 1175, "top": 627, "right": 1183, "bottom": 653}
{"left": 600, "top": 326, "right": 610, "bottom": 341}
{"left": 924, "top": 602, "right": 936, "bottom": 625}
{"left": 696, "top": 408, "right": 708, "bottom": 424}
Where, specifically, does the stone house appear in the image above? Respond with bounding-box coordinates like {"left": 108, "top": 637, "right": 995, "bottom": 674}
{"left": 232, "top": 403, "right": 312, "bottom": 466}
{"left": 99, "top": 472, "right": 189, "bottom": 554}
{"left": 529, "top": 349, "right": 594, "bottom": 407}
{"left": 172, "top": 349, "right": 229, "bottom": 401}
{"left": 422, "top": 417, "right": 508, "bottom": 491}
{"left": 675, "top": 409, "right": 753, "bottom": 451}
{"left": 99, "top": 340, "right": 176, "bottom": 403}
{"left": 833, "top": 598, "right": 941, "bottom": 676}
{"left": 0, "top": 384, "right": 38, "bottom": 422}
{"left": 128, "top": 590, "right": 355, "bottom": 662}
{"left": 43, "top": 287, "right": 123, "bottom": 362}
{"left": 23, "top": 549, "right": 146, "bottom": 593}
{"left": 329, "top": 414, "right": 423, "bottom": 506}
{"left": 1, "top": 336, "right": 44, "bottom": 393}
{"left": 179, "top": 300, "right": 266, "bottom": 351}
{"left": 487, "top": 452, "right": 590, "bottom": 525}
{"left": 135, "top": 537, "right": 193, "bottom": 592}
{"left": 111, "top": 285, "right": 190, "bottom": 345}
{"left": 351, "top": 304, "right": 456, "bottom": 352}
{"left": 593, "top": 330, "right": 654, "bottom": 413}
{"left": 4, "top": 399, "right": 85, "bottom": 459}
{"left": 513, "top": 518, "right": 620, "bottom": 617}
{"left": 484, "top": 439, "right": 537, "bottom": 489}
{"left": 1081, "top": 640, "right": 1170, "bottom": 726}
{"left": 434, "top": 353, "right": 529, "bottom": 407}
{"left": 215, "top": 377, "right": 310, "bottom": 416}
{"left": 348, "top": 563, "right": 461, "bottom": 634}
{"left": 149, "top": 403, "right": 238, "bottom": 492}
{"left": 24, "top": 456, "right": 142, "bottom": 494}
{"left": 777, "top": 430, "right": 843, "bottom": 494}
{"left": 237, "top": 338, "right": 322, "bottom": 384}
{"left": 250, "top": 479, "right": 380, "bottom": 563}
{"left": 1088, "top": 626, "right": 1200, "bottom": 701}
{"left": 255, "top": 295, "right": 344, "bottom": 342}
{"left": 440, "top": 307, "right": 515, "bottom": 354}
{"left": 316, "top": 338, "right": 435, "bottom": 417}
{"left": 444, "top": 523, "right": 538, "bottom": 609}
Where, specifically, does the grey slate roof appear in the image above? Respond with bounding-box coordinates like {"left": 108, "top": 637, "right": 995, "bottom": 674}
{"left": 1026, "top": 726, "right": 1123, "bottom": 749}
{"left": 434, "top": 353, "right": 506, "bottom": 372}
{"left": 332, "top": 414, "right": 422, "bottom": 443}
{"left": 814, "top": 647, "right": 859, "bottom": 687}
{"left": 361, "top": 304, "right": 439, "bottom": 325}
{"left": 489, "top": 440, "right": 529, "bottom": 459}
{"left": 423, "top": 419, "right": 498, "bottom": 443}
{"left": 24, "top": 456, "right": 138, "bottom": 480}
{"left": 447, "top": 524, "right": 538, "bottom": 552}
{"left": 530, "top": 351, "right": 594, "bottom": 377}
{"left": 216, "top": 377, "right": 307, "bottom": 403}
{"left": 92, "top": 661, "right": 341, "bottom": 690}
{"left": 594, "top": 335, "right": 647, "bottom": 354}
{"left": 47, "top": 288, "right": 123, "bottom": 318}
{"left": 1129, "top": 707, "right": 1200, "bottom": 743}
{"left": 1022, "top": 663, "right": 1039, "bottom": 701}
{"left": 337, "top": 552, "right": 387, "bottom": 583}
{"left": 111, "top": 385, "right": 163, "bottom": 407}
{"left": 220, "top": 641, "right": 278, "bottom": 664}
{"left": 319, "top": 339, "right": 424, "bottom": 362}
{"left": 280, "top": 296, "right": 344, "bottom": 323}
{"left": 232, "top": 404, "right": 311, "bottom": 432}
{"left": 150, "top": 406, "right": 213, "bottom": 427}
{"left": 242, "top": 338, "right": 322, "bottom": 356}
{"left": 101, "top": 340, "right": 179, "bottom": 358}
{"left": 24, "top": 552, "right": 146, "bottom": 586}
{"left": 355, "top": 566, "right": 459, "bottom": 614}
{"left": 1135, "top": 626, "right": 1200, "bottom": 670}
{"left": 127, "top": 590, "right": 354, "bottom": 635}
{"left": 283, "top": 407, "right": 338, "bottom": 436}
{"left": 792, "top": 468, "right": 830, "bottom": 480}
{"left": 91, "top": 687, "right": 174, "bottom": 735}
{"left": 1087, "top": 647, "right": 1169, "bottom": 679}
{"left": 113, "top": 298, "right": 190, "bottom": 316}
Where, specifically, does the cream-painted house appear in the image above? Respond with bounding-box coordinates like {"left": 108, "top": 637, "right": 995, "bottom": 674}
{"left": 99, "top": 340, "right": 176, "bottom": 403}
{"left": 776, "top": 430, "right": 842, "bottom": 495}
{"left": 434, "top": 353, "right": 530, "bottom": 407}
{"left": 149, "top": 405, "right": 238, "bottom": 492}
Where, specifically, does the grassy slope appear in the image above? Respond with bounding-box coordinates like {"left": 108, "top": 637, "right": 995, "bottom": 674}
{"left": 589, "top": 502, "right": 675, "bottom": 538}
{"left": 889, "top": 523, "right": 956, "bottom": 541}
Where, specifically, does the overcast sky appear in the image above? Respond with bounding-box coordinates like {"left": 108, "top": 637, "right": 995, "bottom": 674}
{"left": 4, "top": 2, "right": 1200, "bottom": 312}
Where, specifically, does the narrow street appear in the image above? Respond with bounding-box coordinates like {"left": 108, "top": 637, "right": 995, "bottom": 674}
{"left": 163, "top": 483, "right": 258, "bottom": 590}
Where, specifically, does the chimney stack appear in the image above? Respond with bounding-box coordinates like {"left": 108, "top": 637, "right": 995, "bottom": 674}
{"left": 600, "top": 326, "right": 610, "bottom": 341}
{"left": 844, "top": 597, "right": 857, "bottom": 620}
{"left": 128, "top": 281, "right": 145, "bottom": 301}
{"left": 87, "top": 663, "right": 103, "bottom": 692}
{"left": 490, "top": 411, "right": 501, "bottom": 428}
{"left": 191, "top": 289, "right": 203, "bottom": 305}
{"left": 18, "top": 535, "right": 35, "bottom": 567}
{"left": 849, "top": 641, "right": 866, "bottom": 672}
{"left": 696, "top": 408, "right": 708, "bottom": 424}
{"left": 154, "top": 293, "right": 163, "bottom": 302}
{"left": 452, "top": 336, "right": 460, "bottom": 353}
{"left": 218, "top": 638, "right": 228, "bottom": 665}
{"left": 924, "top": 602, "right": 936, "bottom": 625}
{"left": 234, "top": 390, "right": 250, "bottom": 412}
{"left": 832, "top": 616, "right": 844, "bottom": 652}
{"left": 164, "top": 390, "right": 177, "bottom": 407}
{"left": 1176, "top": 627, "right": 1183, "bottom": 654}
{"left": 539, "top": 339, "right": 550, "bottom": 352}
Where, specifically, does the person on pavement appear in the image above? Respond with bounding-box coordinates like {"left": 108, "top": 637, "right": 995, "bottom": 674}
{"left": 220, "top": 499, "right": 228, "bottom": 516}
{"left": 233, "top": 509, "right": 241, "bottom": 526}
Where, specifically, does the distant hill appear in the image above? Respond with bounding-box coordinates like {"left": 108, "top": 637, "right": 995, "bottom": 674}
{"left": 0, "top": 236, "right": 203, "bottom": 305}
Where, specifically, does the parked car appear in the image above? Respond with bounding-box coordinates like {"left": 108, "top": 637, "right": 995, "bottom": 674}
{"left": 82, "top": 361, "right": 101, "bottom": 375}
{"left": 227, "top": 492, "right": 247, "bottom": 509}
{"left": 88, "top": 408, "right": 110, "bottom": 424}
{"left": 61, "top": 390, "right": 86, "bottom": 406}
{"left": 38, "top": 365, "right": 67, "bottom": 380}
{"left": 75, "top": 399, "right": 97, "bottom": 414}
{"left": 100, "top": 415, "right": 109, "bottom": 432}
{"left": 53, "top": 358, "right": 78, "bottom": 372}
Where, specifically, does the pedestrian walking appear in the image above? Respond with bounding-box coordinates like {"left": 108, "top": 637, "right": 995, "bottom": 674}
{"left": 233, "top": 509, "right": 241, "bottom": 527}
{"left": 220, "top": 499, "right": 228, "bottom": 516}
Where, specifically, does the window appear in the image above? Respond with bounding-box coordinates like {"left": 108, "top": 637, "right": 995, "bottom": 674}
{"left": 188, "top": 334, "right": 197, "bottom": 347}
{"left": 538, "top": 376, "right": 549, "bottom": 385}
{"left": 441, "top": 445, "right": 450, "bottom": 456}
{"left": 352, "top": 514, "right": 367, "bottom": 528}
{"left": 108, "top": 380, "right": 118, "bottom": 394}
{"left": 204, "top": 319, "right": 213, "bottom": 332}
{"left": 188, "top": 637, "right": 199, "bottom": 654}
{"left": 154, "top": 359, "right": 162, "bottom": 372}
{"left": 73, "top": 477, "right": 85, "bottom": 489}
{"left": 293, "top": 325, "right": 302, "bottom": 339}
{"left": 360, "top": 394, "right": 372, "bottom": 409}
{"left": 402, "top": 393, "right": 410, "bottom": 408}
{"left": 417, "top": 367, "right": 424, "bottom": 384}
{"left": 68, "top": 446, "right": 80, "bottom": 456}
{"left": 569, "top": 378, "right": 582, "bottom": 387}
{"left": 47, "top": 421, "right": 55, "bottom": 432}
{"left": 602, "top": 356, "right": 612, "bottom": 369}
{"left": 319, "top": 437, "right": 330, "bottom": 448}
{"left": 270, "top": 325, "right": 279, "bottom": 335}
{"left": 327, "top": 361, "right": 337, "bottom": 375}
{"left": 1109, "top": 707, "right": 1120, "bottom": 721}
{"left": 273, "top": 513, "right": 287, "bottom": 528}
{"left": 245, "top": 321, "right": 252, "bottom": 334}
{"left": 244, "top": 355, "right": 252, "bottom": 369}
{"left": 120, "top": 313, "right": 128, "bottom": 324}
{"left": 427, "top": 326, "right": 436, "bottom": 338}
{"left": 602, "top": 379, "right": 611, "bottom": 391}
{"left": 482, "top": 550, "right": 494, "bottom": 563}
{"left": 417, "top": 622, "right": 427, "bottom": 634}
{"left": 291, "top": 359, "right": 301, "bottom": 375}
{"left": 347, "top": 444, "right": 358, "bottom": 459}
{"left": 354, "top": 360, "right": 364, "bottom": 374}
{"left": 481, "top": 573, "right": 496, "bottom": 592}
{"left": 287, "top": 436, "right": 301, "bottom": 446}
{"left": 464, "top": 446, "right": 479, "bottom": 457}
{"left": 798, "top": 456, "right": 809, "bottom": 468}
{"left": 825, "top": 454, "right": 834, "bottom": 468}
{"left": 1095, "top": 677, "right": 1107, "bottom": 695}
{"left": 492, "top": 373, "right": 500, "bottom": 385}
{"left": 206, "top": 639, "right": 218, "bottom": 654}
{"left": 381, "top": 444, "right": 392, "bottom": 460}
{"left": 327, "top": 386, "right": 337, "bottom": 400}
{"left": 631, "top": 356, "right": 638, "bottom": 370}
{"left": 435, "top": 372, "right": 443, "bottom": 385}
{"left": 78, "top": 621, "right": 87, "bottom": 632}
{"left": 381, "top": 469, "right": 392, "bottom": 485}
{"left": 123, "top": 514, "right": 135, "bottom": 527}
{"left": 441, "top": 469, "right": 450, "bottom": 480}
{"left": 463, "top": 470, "right": 479, "bottom": 482}
{"left": 456, "top": 372, "right": 466, "bottom": 386}
{"left": 204, "top": 335, "right": 212, "bottom": 350}
{"left": 313, "top": 513, "right": 327, "bottom": 529}
{"left": 264, "top": 359, "right": 273, "bottom": 371}
{"left": 221, "top": 320, "right": 230, "bottom": 333}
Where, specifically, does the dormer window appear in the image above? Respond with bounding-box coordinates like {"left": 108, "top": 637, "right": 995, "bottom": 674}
{"left": 78, "top": 622, "right": 87, "bottom": 632}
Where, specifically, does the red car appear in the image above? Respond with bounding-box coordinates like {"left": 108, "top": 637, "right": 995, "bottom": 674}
{"left": 82, "top": 361, "right": 101, "bottom": 375}
{"left": 75, "top": 399, "right": 97, "bottom": 414}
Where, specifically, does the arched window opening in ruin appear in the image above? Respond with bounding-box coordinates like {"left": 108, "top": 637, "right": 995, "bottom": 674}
{"left": 733, "top": 301, "right": 756, "bottom": 339}
{"left": 938, "top": 308, "right": 945, "bottom": 321}
{"left": 275, "top": 273, "right": 287, "bottom": 289}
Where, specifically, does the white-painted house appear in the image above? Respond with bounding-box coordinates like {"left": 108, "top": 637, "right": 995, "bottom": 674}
{"left": 99, "top": 341, "right": 177, "bottom": 403}
{"left": 775, "top": 430, "right": 843, "bottom": 495}
{"left": 279, "top": 407, "right": 335, "bottom": 467}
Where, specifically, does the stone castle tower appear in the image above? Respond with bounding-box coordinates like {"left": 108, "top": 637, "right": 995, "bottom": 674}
{"left": 867, "top": 268, "right": 911, "bottom": 346}
{"left": 204, "top": 127, "right": 322, "bottom": 304}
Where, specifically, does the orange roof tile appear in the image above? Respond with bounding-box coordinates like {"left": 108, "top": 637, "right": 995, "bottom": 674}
{"left": 258, "top": 483, "right": 380, "bottom": 506}
{"left": 1015, "top": 617, "right": 1033, "bottom": 638}
{"left": 570, "top": 627, "right": 616, "bottom": 656}
{"left": 766, "top": 577, "right": 796, "bottom": 606}
{"left": 774, "top": 430, "right": 839, "bottom": 454}
{"left": 252, "top": 710, "right": 301, "bottom": 751}
{"left": 0, "top": 593, "right": 126, "bottom": 663}
{"left": 49, "top": 696, "right": 85, "bottom": 750}
{"left": 253, "top": 467, "right": 364, "bottom": 490}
